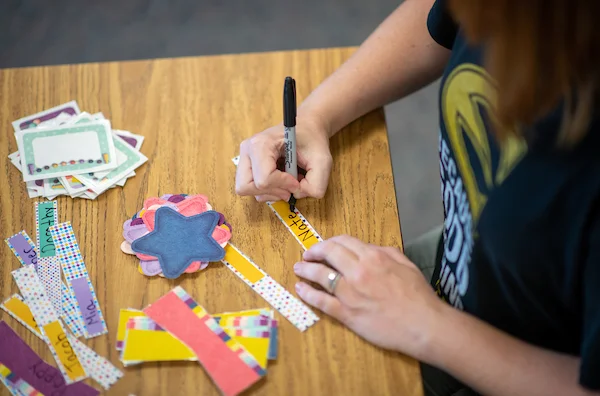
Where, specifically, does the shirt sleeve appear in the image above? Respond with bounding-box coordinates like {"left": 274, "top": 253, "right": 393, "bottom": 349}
{"left": 427, "top": 0, "right": 458, "bottom": 50}
{"left": 580, "top": 204, "right": 600, "bottom": 390}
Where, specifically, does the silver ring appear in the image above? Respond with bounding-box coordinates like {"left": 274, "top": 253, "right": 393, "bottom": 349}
{"left": 327, "top": 271, "right": 342, "bottom": 295}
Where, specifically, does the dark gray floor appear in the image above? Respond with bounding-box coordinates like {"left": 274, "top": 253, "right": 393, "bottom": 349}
{"left": 0, "top": 0, "right": 442, "bottom": 242}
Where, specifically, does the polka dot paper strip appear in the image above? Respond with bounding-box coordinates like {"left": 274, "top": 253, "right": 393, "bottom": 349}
{"left": 37, "top": 257, "right": 62, "bottom": 315}
{"left": 49, "top": 222, "right": 107, "bottom": 338}
{"left": 11, "top": 265, "right": 89, "bottom": 384}
{"left": 68, "top": 334, "right": 124, "bottom": 390}
{"left": 221, "top": 244, "right": 319, "bottom": 332}
{"left": 0, "top": 294, "right": 42, "bottom": 339}
{"left": 61, "top": 282, "right": 85, "bottom": 338}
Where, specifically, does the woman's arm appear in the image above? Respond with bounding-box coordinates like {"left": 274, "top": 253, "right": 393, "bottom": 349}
{"left": 425, "top": 305, "right": 599, "bottom": 396}
{"left": 298, "top": 0, "right": 451, "bottom": 137}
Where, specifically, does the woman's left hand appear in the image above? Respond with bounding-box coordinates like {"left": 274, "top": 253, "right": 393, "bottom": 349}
{"left": 294, "top": 235, "right": 444, "bottom": 359}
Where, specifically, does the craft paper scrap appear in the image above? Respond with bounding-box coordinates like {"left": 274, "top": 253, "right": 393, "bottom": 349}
{"left": 1, "top": 296, "right": 122, "bottom": 390}
{"left": 35, "top": 201, "right": 58, "bottom": 257}
{"left": 0, "top": 321, "right": 99, "bottom": 396}
{"left": 222, "top": 244, "right": 319, "bottom": 332}
{"left": 144, "top": 287, "right": 265, "bottom": 396}
{"left": 61, "top": 283, "right": 85, "bottom": 338}
{"left": 115, "top": 309, "right": 146, "bottom": 351}
{"left": 15, "top": 120, "right": 117, "bottom": 182}
{"left": 0, "top": 363, "right": 43, "bottom": 396}
{"left": 0, "top": 295, "right": 41, "bottom": 338}
{"left": 11, "top": 266, "right": 88, "bottom": 383}
{"left": 267, "top": 200, "right": 323, "bottom": 250}
{"left": 50, "top": 222, "right": 107, "bottom": 338}
{"left": 5, "top": 231, "right": 38, "bottom": 267}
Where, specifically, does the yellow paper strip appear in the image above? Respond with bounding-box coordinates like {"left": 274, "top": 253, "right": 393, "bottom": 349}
{"left": 268, "top": 201, "right": 323, "bottom": 250}
{"left": 1, "top": 295, "right": 41, "bottom": 336}
{"left": 223, "top": 244, "right": 265, "bottom": 283}
{"left": 42, "top": 321, "right": 87, "bottom": 381}
{"left": 122, "top": 329, "right": 196, "bottom": 363}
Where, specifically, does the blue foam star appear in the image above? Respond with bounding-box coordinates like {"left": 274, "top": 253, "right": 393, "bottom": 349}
{"left": 131, "top": 207, "right": 225, "bottom": 279}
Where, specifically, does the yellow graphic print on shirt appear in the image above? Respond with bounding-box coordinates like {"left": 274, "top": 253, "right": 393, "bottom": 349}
{"left": 435, "top": 63, "right": 527, "bottom": 307}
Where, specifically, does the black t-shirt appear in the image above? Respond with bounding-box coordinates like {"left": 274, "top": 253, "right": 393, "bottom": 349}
{"left": 428, "top": 0, "right": 600, "bottom": 391}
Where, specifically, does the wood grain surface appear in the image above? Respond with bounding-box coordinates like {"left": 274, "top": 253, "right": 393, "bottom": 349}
{"left": 0, "top": 48, "right": 422, "bottom": 396}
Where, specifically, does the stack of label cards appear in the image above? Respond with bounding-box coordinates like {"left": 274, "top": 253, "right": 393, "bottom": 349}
{"left": 8, "top": 101, "right": 148, "bottom": 200}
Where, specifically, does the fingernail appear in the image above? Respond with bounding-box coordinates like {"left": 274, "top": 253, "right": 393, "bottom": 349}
{"left": 293, "top": 263, "right": 301, "bottom": 273}
{"left": 295, "top": 283, "right": 303, "bottom": 292}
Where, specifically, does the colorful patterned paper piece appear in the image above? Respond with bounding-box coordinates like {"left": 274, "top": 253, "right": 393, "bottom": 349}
{"left": 116, "top": 309, "right": 146, "bottom": 351}
{"left": 1, "top": 295, "right": 121, "bottom": 390}
{"left": 221, "top": 244, "right": 319, "bottom": 332}
{"left": 0, "top": 363, "right": 44, "bottom": 396}
{"left": 0, "top": 321, "right": 99, "bottom": 396}
{"left": 35, "top": 201, "right": 58, "bottom": 258}
{"left": 61, "top": 283, "right": 85, "bottom": 338}
{"left": 144, "top": 287, "right": 265, "bottom": 396}
{"left": 5, "top": 231, "right": 38, "bottom": 267}
{"left": 267, "top": 200, "right": 323, "bottom": 250}
{"left": 37, "top": 259, "right": 62, "bottom": 315}
{"left": 49, "top": 222, "right": 107, "bottom": 338}
{"left": 11, "top": 266, "right": 88, "bottom": 384}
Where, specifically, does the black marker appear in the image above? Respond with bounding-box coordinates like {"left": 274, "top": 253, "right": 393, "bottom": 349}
{"left": 283, "top": 76, "right": 297, "bottom": 212}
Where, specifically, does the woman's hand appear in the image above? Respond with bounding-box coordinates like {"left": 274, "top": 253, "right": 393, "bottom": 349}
{"left": 234, "top": 113, "right": 333, "bottom": 202}
{"left": 293, "top": 235, "right": 444, "bottom": 359}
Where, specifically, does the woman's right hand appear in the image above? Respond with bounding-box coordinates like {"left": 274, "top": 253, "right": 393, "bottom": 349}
{"left": 235, "top": 113, "right": 333, "bottom": 202}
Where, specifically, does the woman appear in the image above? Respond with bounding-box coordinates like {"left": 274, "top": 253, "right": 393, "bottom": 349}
{"left": 234, "top": 0, "right": 600, "bottom": 394}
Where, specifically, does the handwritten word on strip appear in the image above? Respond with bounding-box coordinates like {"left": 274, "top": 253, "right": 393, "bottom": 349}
{"left": 11, "top": 266, "right": 88, "bottom": 384}
{"left": 36, "top": 201, "right": 58, "bottom": 258}
{"left": 5, "top": 231, "right": 38, "bottom": 267}
{"left": 49, "top": 222, "right": 107, "bottom": 338}
{"left": 267, "top": 201, "right": 323, "bottom": 250}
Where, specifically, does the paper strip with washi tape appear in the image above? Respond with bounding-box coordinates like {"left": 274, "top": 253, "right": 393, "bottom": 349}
{"left": 1, "top": 293, "right": 122, "bottom": 390}
{"left": 49, "top": 222, "right": 107, "bottom": 338}
{"left": 35, "top": 201, "right": 58, "bottom": 258}
{"left": 144, "top": 286, "right": 266, "bottom": 396}
{"left": 4, "top": 231, "right": 38, "bottom": 268}
{"left": 231, "top": 156, "right": 324, "bottom": 250}
{"left": 0, "top": 363, "right": 44, "bottom": 396}
{"left": 221, "top": 244, "right": 319, "bottom": 332}
{"left": 61, "top": 283, "right": 85, "bottom": 338}
{"left": 11, "top": 265, "right": 88, "bottom": 384}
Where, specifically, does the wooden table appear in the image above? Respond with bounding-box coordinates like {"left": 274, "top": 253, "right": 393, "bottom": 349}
{"left": 0, "top": 48, "right": 422, "bottom": 396}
